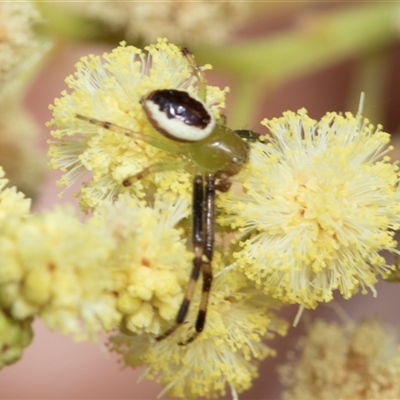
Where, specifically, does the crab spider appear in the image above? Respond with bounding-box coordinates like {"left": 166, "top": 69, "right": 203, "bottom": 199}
{"left": 76, "top": 48, "right": 258, "bottom": 345}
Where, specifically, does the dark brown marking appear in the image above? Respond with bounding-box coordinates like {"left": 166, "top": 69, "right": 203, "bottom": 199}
{"left": 48, "top": 263, "right": 56, "bottom": 272}
{"left": 195, "top": 310, "right": 206, "bottom": 332}
{"left": 143, "top": 89, "right": 211, "bottom": 131}
{"left": 177, "top": 299, "right": 190, "bottom": 323}
{"left": 141, "top": 258, "right": 151, "bottom": 267}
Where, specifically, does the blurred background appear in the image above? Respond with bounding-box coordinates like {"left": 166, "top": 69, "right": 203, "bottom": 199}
{"left": 1, "top": 1, "right": 400, "bottom": 399}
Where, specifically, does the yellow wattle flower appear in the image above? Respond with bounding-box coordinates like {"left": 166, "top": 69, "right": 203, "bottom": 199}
{"left": 110, "top": 266, "right": 288, "bottom": 399}
{"left": 55, "top": 1, "right": 251, "bottom": 45}
{"left": 0, "top": 1, "right": 40, "bottom": 86}
{"left": 0, "top": 207, "right": 120, "bottom": 339}
{"left": 95, "top": 193, "right": 192, "bottom": 335}
{"left": 280, "top": 318, "right": 400, "bottom": 400}
{"left": 218, "top": 109, "right": 400, "bottom": 308}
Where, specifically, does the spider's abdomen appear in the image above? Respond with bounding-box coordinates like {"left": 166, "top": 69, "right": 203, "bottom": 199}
{"left": 141, "top": 89, "right": 215, "bottom": 142}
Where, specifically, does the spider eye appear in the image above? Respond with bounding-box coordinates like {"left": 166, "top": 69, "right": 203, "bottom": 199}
{"left": 141, "top": 89, "right": 215, "bottom": 142}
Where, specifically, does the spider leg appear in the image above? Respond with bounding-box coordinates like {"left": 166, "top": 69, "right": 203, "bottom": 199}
{"left": 122, "top": 160, "right": 184, "bottom": 186}
{"left": 180, "top": 47, "right": 207, "bottom": 102}
{"left": 234, "top": 129, "right": 261, "bottom": 143}
{"left": 179, "top": 173, "right": 215, "bottom": 345}
{"left": 197, "top": 173, "right": 215, "bottom": 330}
{"left": 75, "top": 114, "right": 186, "bottom": 186}
{"left": 155, "top": 174, "right": 205, "bottom": 342}
{"left": 75, "top": 114, "right": 181, "bottom": 154}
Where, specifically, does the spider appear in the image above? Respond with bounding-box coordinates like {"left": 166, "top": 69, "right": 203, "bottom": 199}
{"left": 76, "top": 48, "right": 257, "bottom": 344}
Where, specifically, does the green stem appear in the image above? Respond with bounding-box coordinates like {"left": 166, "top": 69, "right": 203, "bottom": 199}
{"left": 194, "top": 3, "right": 398, "bottom": 85}
{"left": 35, "top": 2, "right": 112, "bottom": 42}
{"left": 348, "top": 50, "right": 390, "bottom": 125}
{"left": 228, "top": 77, "right": 265, "bottom": 129}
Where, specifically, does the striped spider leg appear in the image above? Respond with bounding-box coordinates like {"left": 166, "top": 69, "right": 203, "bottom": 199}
{"left": 156, "top": 172, "right": 216, "bottom": 345}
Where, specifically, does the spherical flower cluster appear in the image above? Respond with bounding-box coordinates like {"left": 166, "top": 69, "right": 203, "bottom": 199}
{"left": 94, "top": 193, "right": 192, "bottom": 335}
{"left": 110, "top": 266, "right": 287, "bottom": 399}
{"left": 0, "top": 170, "right": 194, "bottom": 341}
{"left": 0, "top": 168, "right": 34, "bottom": 367}
{"left": 0, "top": 207, "right": 120, "bottom": 339}
{"left": 0, "top": 1, "right": 41, "bottom": 86}
{"left": 58, "top": 1, "right": 250, "bottom": 45}
{"left": 280, "top": 318, "right": 400, "bottom": 399}
{"left": 219, "top": 109, "right": 400, "bottom": 308}
{"left": 48, "top": 38, "right": 227, "bottom": 211}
